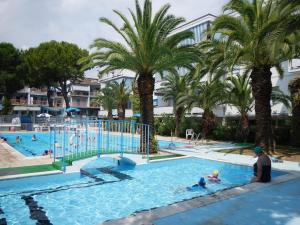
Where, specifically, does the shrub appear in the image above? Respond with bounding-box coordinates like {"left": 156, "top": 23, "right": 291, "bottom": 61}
{"left": 212, "top": 124, "right": 236, "bottom": 141}
{"left": 155, "top": 115, "right": 176, "bottom": 136}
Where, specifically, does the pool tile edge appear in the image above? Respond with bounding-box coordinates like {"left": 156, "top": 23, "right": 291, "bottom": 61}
{"left": 100, "top": 172, "right": 300, "bottom": 225}
{"left": 0, "top": 170, "right": 63, "bottom": 181}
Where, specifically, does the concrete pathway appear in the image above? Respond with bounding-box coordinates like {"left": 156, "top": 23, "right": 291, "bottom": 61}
{"left": 0, "top": 142, "right": 52, "bottom": 168}
{"left": 164, "top": 147, "right": 300, "bottom": 172}
{"left": 154, "top": 177, "right": 300, "bottom": 225}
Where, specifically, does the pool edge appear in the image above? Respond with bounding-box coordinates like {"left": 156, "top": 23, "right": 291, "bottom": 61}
{"left": 0, "top": 170, "right": 63, "bottom": 181}
{"left": 101, "top": 171, "right": 300, "bottom": 225}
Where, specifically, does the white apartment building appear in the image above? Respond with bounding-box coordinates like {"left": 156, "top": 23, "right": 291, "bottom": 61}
{"left": 154, "top": 14, "right": 300, "bottom": 118}
{"left": 3, "top": 78, "right": 101, "bottom": 117}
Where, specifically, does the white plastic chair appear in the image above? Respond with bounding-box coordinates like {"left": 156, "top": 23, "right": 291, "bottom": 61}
{"left": 186, "top": 129, "right": 194, "bottom": 140}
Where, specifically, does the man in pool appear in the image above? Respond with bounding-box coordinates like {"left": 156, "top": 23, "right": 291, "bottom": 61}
{"left": 32, "top": 134, "right": 37, "bottom": 141}
{"left": 186, "top": 177, "right": 206, "bottom": 191}
{"left": 16, "top": 136, "right": 21, "bottom": 143}
{"left": 251, "top": 146, "right": 271, "bottom": 183}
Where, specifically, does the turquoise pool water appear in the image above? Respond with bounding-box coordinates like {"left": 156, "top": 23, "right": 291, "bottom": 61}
{"left": 0, "top": 157, "right": 284, "bottom": 225}
{"left": 1, "top": 132, "right": 186, "bottom": 156}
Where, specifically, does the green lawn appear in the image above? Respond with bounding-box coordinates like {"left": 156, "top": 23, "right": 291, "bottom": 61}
{"left": 0, "top": 151, "right": 182, "bottom": 176}
{"left": 0, "top": 164, "right": 58, "bottom": 176}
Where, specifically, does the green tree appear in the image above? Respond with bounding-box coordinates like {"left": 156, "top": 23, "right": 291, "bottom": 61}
{"left": 21, "top": 43, "right": 58, "bottom": 107}
{"left": 130, "top": 80, "right": 140, "bottom": 114}
{"left": 289, "top": 78, "right": 300, "bottom": 147}
{"left": 110, "top": 80, "right": 131, "bottom": 120}
{"left": 271, "top": 86, "right": 291, "bottom": 109}
{"left": 22, "top": 41, "right": 88, "bottom": 110}
{"left": 179, "top": 78, "right": 225, "bottom": 139}
{"left": 211, "top": 0, "right": 300, "bottom": 152}
{"left": 225, "top": 74, "right": 253, "bottom": 141}
{"left": 92, "top": 84, "right": 116, "bottom": 120}
{"left": 158, "top": 72, "right": 189, "bottom": 137}
{"left": 0, "top": 43, "right": 24, "bottom": 114}
{"left": 80, "top": 0, "right": 198, "bottom": 152}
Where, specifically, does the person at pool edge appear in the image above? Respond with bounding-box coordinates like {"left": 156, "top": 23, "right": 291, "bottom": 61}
{"left": 32, "top": 134, "right": 37, "bottom": 141}
{"left": 251, "top": 146, "right": 271, "bottom": 183}
{"left": 16, "top": 136, "right": 22, "bottom": 143}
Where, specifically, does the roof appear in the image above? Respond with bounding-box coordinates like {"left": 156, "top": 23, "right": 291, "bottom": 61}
{"left": 172, "top": 14, "right": 216, "bottom": 33}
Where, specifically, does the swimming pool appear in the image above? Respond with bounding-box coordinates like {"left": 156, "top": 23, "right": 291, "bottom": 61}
{"left": 2, "top": 132, "right": 186, "bottom": 157}
{"left": 0, "top": 157, "right": 284, "bottom": 225}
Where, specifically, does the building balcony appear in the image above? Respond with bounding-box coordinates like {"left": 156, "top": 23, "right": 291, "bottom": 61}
{"left": 89, "top": 102, "right": 99, "bottom": 108}
{"left": 71, "top": 102, "right": 89, "bottom": 108}
{"left": 70, "top": 91, "right": 89, "bottom": 97}
{"left": 30, "top": 87, "right": 47, "bottom": 95}
{"left": 90, "top": 91, "right": 99, "bottom": 97}
{"left": 11, "top": 99, "right": 28, "bottom": 106}
{"left": 31, "top": 100, "right": 48, "bottom": 106}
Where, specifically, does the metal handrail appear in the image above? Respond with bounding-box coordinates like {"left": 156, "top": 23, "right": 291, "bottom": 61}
{"left": 50, "top": 119, "right": 151, "bottom": 171}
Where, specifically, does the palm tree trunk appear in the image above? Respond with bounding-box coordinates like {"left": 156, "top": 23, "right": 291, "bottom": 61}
{"left": 117, "top": 104, "right": 126, "bottom": 120}
{"left": 137, "top": 74, "right": 155, "bottom": 153}
{"left": 202, "top": 109, "right": 215, "bottom": 139}
{"left": 289, "top": 78, "right": 300, "bottom": 147}
{"left": 107, "top": 109, "right": 113, "bottom": 120}
{"left": 46, "top": 86, "right": 53, "bottom": 107}
{"left": 237, "top": 113, "right": 249, "bottom": 142}
{"left": 2, "top": 95, "right": 12, "bottom": 115}
{"left": 250, "top": 66, "right": 273, "bottom": 153}
{"left": 175, "top": 106, "right": 184, "bottom": 137}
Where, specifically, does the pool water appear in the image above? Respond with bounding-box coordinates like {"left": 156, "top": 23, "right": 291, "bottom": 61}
{"left": 0, "top": 157, "right": 284, "bottom": 225}
{"left": 2, "top": 132, "right": 186, "bottom": 157}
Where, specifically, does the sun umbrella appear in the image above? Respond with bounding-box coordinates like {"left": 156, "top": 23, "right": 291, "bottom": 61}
{"left": 37, "top": 113, "right": 52, "bottom": 118}
{"left": 66, "top": 107, "right": 80, "bottom": 113}
{"left": 133, "top": 113, "right": 141, "bottom": 117}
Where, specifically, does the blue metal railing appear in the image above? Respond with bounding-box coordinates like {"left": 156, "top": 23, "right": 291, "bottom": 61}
{"left": 50, "top": 119, "right": 151, "bottom": 171}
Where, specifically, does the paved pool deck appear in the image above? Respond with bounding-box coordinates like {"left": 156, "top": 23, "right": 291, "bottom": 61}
{"left": 153, "top": 177, "right": 300, "bottom": 225}
{"left": 0, "top": 142, "right": 52, "bottom": 168}
{"left": 164, "top": 146, "right": 300, "bottom": 172}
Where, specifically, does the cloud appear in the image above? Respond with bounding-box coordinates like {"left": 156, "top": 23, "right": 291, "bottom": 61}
{"left": 0, "top": 0, "right": 228, "bottom": 49}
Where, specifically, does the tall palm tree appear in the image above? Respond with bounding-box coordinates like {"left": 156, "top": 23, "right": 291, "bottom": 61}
{"left": 80, "top": 0, "right": 198, "bottom": 152}
{"left": 179, "top": 78, "right": 225, "bottom": 139}
{"left": 225, "top": 74, "right": 253, "bottom": 141}
{"left": 289, "top": 78, "right": 300, "bottom": 147}
{"left": 157, "top": 72, "right": 189, "bottom": 137}
{"left": 211, "top": 0, "right": 300, "bottom": 152}
{"left": 271, "top": 86, "right": 291, "bottom": 109}
{"left": 92, "top": 84, "right": 116, "bottom": 120}
{"left": 110, "top": 80, "right": 131, "bottom": 120}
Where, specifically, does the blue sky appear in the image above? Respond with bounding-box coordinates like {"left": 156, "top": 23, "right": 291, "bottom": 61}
{"left": 0, "top": 0, "right": 228, "bottom": 49}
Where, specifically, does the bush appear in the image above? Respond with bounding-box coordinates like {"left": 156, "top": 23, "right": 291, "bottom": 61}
{"left": 212, "top": 124, "right": 236, "bottom": 141}
{"left": 179, "top": 117, "right": 202, "bottom": 138}
{"left": 155, "top": 115, "right": 176, "bottom": 136}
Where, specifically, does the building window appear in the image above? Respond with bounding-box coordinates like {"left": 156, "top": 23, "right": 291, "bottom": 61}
{"left": 288, "top": 59, "right": 300, "bottom": 72}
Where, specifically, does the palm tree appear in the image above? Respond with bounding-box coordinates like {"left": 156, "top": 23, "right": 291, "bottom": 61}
{"left": 80, "top": 0, "right": 198, "bottom": 152}
{"left": 271, "top": 86, "right": 291, "bottom": 109}
{"left": 92, "top": 84, "right": 116, "bottom": 120}
{"left": 225, "top": 74, "right": 253, "bottom": 141}
{"left": 289, "top": 78, "right": 300, "bottom": 147}
{"left": 211, "top": 0, "right": 300, "bottom": 152}
{"left": 179, "top": 78, "right": 225, "bottom": 139}
{"left": 157, "top": 72, "right": 189, "bottom": 137}
{"left": 110, "top": 80, "right": 131, "bottom": 120}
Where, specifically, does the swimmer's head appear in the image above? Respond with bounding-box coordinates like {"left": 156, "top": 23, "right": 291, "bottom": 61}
{"left": 213, "top": 170, "right": 219, "bottom": 177}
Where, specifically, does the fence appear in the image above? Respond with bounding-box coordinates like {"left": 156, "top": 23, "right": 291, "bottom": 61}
{"left": 50, "top": 120, "right": 151, "bottom": 171}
